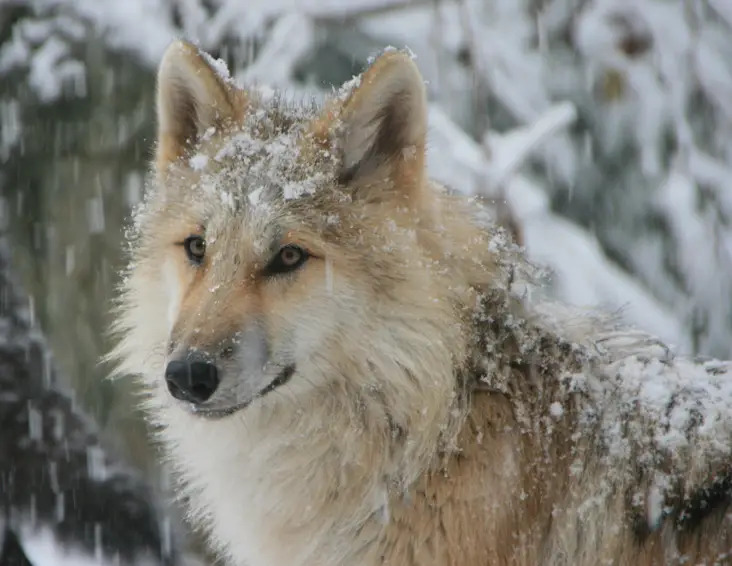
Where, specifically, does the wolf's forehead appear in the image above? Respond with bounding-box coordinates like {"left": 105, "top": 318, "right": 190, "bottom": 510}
{"left": 196, "top": 104, "right": 337, "bottom": 212}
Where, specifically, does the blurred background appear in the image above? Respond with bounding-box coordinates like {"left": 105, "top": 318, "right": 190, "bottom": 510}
{"left": 1, "top": 0, "right": 732, "bottom": 559}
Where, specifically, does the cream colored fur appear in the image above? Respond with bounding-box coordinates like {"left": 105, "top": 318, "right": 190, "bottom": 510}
{"left": 110, "top": 41, "right": 732, "bottom": 566}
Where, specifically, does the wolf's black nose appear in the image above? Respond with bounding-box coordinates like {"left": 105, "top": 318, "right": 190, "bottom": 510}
{"left": 165, "top": 358, "right": 219, "bottom": 403}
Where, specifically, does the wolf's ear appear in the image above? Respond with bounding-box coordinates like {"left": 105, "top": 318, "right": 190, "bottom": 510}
{"left": 335, "top": 51, "right": 427, "bottom": 196}
{"left": 156, "top": 40, "right": 243, "bottom": 172}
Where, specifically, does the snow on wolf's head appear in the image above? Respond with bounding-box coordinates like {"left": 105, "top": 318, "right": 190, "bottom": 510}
{"left": 113, "top": 41, "right": 494, "bottom": 462}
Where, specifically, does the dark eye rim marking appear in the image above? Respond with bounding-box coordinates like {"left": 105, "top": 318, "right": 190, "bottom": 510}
{"left": 262, "top": 244, "right": 310, "bottom": 276}
{"left": 179, "top": 235, "right": 206, "bottom": 265}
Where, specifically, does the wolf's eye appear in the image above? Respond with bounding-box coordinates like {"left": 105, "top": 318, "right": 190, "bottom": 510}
{"left": 264, "top": 244, "right": 308, "bottom": 275}
{"left": 183, "top": 236, "right": 206, "bottom": 264}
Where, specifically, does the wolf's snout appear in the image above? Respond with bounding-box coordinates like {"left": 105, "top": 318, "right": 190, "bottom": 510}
{"left": 165, "top": 356, "right": 220, "bottom": 403}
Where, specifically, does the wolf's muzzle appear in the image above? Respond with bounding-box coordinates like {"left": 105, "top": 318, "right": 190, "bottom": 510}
{"left": 188, "top": 363, "right": 297, "bottom": 419}
{"left": 165, "top": 354, "right": 220, "bottom": 404}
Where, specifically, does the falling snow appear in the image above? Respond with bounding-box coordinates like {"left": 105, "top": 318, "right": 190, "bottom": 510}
{"left": 3, "top": 0, "right": 732, "bottom": 564}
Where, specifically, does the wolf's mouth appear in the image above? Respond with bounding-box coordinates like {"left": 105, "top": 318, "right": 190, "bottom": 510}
{"left": 189, "top": 364, "right": 296, "bottom": 419}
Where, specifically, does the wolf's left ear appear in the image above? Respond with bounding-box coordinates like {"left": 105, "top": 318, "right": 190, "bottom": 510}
{"left": 155, "top": 40, "right": 244, "bottom": 172}
{"left": 335, "top": 51, "right": 427, "bottom": 197}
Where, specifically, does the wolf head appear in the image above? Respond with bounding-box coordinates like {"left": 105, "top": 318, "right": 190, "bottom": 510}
{"left": 113, "top": 41, "right": 496, "bottom": 458}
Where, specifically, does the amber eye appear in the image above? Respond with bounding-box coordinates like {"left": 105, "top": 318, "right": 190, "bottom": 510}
{"left": 264, "top": 244, "right": 309, "bottom": 275}
{"left": 281, "top": 246, "right": 302, "bottom": 266}
{"left": 183, "top": 235, "right": 206, "bottom": 264}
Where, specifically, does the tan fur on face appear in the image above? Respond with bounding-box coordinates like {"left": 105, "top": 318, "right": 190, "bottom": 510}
{"left": 110, "top": 42, "right": 732, "bottom": 566}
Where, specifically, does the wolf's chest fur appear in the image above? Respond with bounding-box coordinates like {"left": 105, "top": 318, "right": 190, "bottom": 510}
{"left": 164, "top": 358, "right": 732, "bottom": 566}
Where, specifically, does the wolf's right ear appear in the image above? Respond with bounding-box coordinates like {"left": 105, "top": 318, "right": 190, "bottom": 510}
{"left": 155, "top": 40, "right": 244, "bottom": 172}
{"left": 333, "top": 51, "right": 428, "bottom": 201}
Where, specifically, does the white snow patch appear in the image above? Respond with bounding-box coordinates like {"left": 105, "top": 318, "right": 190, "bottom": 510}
{"left": 199, "top": 50, "right": 232, "bottom": 83}
{"left": 189, "top": 153, "right": 209, "bottom": 171}
{"left": 337, "top": 74, "right": 363, "bottom": 101}
{"left": 0, "top": 99, "right": 22, "bottom": 161}
{"left": 28, "top": 36, "right": 85, "bottom": 102}
{"left": 282, "top": 181, "right": 315, "bottom": 201}
{"left": 17, "top": 523, "right": 162, "bottom": 566}
{"left": 247, "top": 187, "right": 264, "bottom": 207}
{"left": 549, "top": 401, "right": 564, "bottom": 418}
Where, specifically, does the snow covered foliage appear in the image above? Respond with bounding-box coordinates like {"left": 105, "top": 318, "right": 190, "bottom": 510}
{"left": 0, "top": 224, "right": 193, "bottom": 565}
{"left": 3, "top": 0, "right": 731, "bottom": 358}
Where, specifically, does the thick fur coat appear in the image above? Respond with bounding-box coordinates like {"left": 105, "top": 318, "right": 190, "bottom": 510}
{"left": 111, "top": 41, "right": 732, "bottom": 566}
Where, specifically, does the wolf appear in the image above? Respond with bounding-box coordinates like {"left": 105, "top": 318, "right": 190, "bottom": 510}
{"left": 111, "top": 40, "right": 732, "bottom": 566}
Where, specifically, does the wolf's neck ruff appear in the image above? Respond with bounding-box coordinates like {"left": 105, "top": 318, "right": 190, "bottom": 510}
{"left": 111, "top": 41, "right": 732, "bottom": 566}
